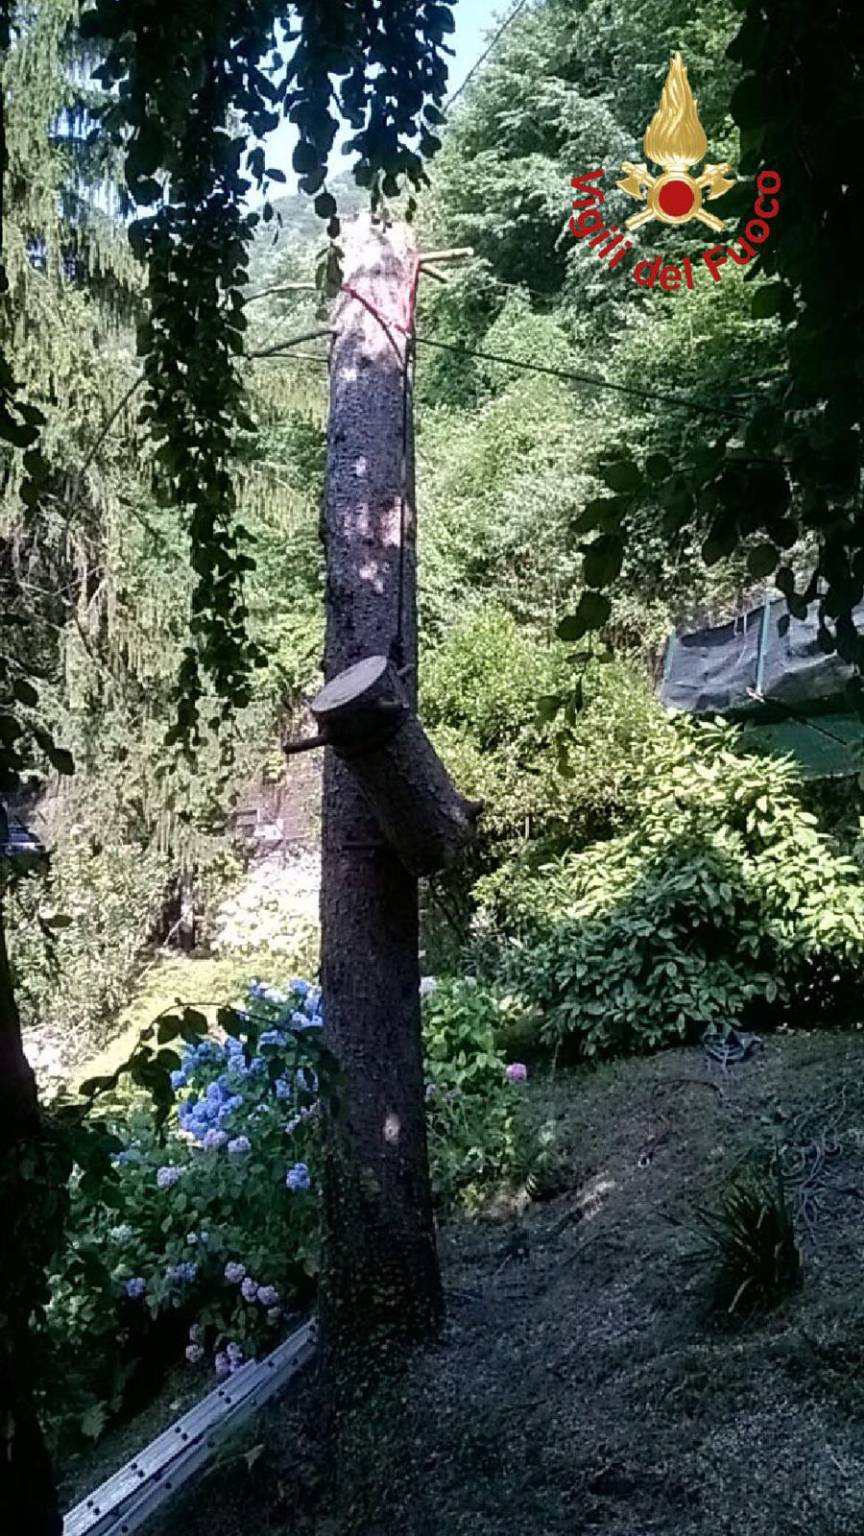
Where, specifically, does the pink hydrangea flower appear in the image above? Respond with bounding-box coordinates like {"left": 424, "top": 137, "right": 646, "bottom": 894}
{"left": 505, "top": 1062, "right": 528, "bottom": 1083}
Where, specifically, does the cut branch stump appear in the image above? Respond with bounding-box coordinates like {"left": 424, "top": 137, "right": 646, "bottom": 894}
{"left": 311, "top": 655, "right": 481, "bottom": 877}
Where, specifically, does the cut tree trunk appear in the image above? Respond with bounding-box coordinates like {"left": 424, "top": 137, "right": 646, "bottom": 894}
{"left": 0, "top": 895, "right": 64, "bottom": 1536}
{"left": 317, "top": 216, "right": 444, "bottom": 1375}
{"left": 311, "top": 654, "right": 481, "bottom": 877}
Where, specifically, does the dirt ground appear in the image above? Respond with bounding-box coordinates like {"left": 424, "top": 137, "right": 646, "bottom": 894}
{"left": 150, "top": 1029, "right": 864, "bottom": 1536}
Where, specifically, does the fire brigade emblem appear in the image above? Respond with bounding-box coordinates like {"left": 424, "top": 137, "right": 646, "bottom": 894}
{"left": 617, "top": 52, "right": 735, "bottom": 232}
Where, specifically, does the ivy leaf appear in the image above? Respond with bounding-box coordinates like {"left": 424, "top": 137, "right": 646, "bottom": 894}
{"left": 747, "top": 542, "right": 779, "bottom": 579}
{"left": 537, "top": 694, "right": 562, "bottom": 723}
{"left": 645, "top": 453, "right": 671, "bottom": 483}
{"left": 314, "top": 192, "right": 337, "bottom": 219}
{"left": 572, "top": 496, "right": 627, "bottom": 534}
{"left": 582, "top": 535, "right": 624, "bottom": 588}
{"left": 752, "top": 282, "right": 794, "bottom": 323}
{"left": 12, "top": 676, "right": 38, "bottom": 707}
{"left": 600, "top": 460, "right": 642, "bottom": 494}
{"left": 557, "top": 591, "right": 611, "bottom": 641}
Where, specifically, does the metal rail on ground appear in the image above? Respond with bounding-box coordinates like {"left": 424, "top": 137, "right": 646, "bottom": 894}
{"left": 64, "top": 1320, "right": 315, "bottom": 1536}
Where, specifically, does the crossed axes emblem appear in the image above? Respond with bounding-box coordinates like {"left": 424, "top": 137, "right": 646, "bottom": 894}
{"left": 616, "top": 161, "right": 736, "bottom": 232}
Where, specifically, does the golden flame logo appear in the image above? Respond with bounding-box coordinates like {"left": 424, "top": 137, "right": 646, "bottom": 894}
{"left": 644, "top": 52, "right": 707, "bottom": 170}
{"left": 617, "top": 53, "right": 735, "bottom": 231}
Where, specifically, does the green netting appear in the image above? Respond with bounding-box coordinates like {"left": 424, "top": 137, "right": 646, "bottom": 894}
{"left": 737, "top": 712, "right": 864, "bottom": 779}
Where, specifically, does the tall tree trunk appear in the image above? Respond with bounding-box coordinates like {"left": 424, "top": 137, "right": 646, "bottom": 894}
{"left": 0, "top": 893, "right": 64, "bottom": 1535}
{"left": 317, "top": 216, "right": 443, "bottom": 1375}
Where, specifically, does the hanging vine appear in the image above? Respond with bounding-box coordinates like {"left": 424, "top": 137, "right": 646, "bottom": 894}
{"left": 79, "top": 0, "right": 455, "bottom": 748}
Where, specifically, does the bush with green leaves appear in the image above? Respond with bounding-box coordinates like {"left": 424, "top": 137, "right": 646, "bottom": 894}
{"left": 476, "top": 718, "right": 864, "bottom": 1056}
{"left": 38, "top": 973, "right": 532, "bottom": 1449}
{"left": 423, "top": 606, "right": 667, "bottom": 858}
{"left": 38, "top": 980, "right": 324, "bottom": 1451}
{"left": 422, "top": 977, "right": 525, "bottom": 1204}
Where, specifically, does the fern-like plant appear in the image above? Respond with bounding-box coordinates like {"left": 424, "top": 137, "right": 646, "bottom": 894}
{"left": 691, "top": 1168, "right": 802, "bottom": 1316}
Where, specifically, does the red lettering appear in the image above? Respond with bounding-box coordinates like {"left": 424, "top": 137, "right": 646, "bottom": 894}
{"left": 702, "top": 245, "right": 727, "bottom": 282}
{"left": 570, "top": 169, "right": 605, "bottom": 206}
{"left": 756, "top": 169, "right": 781, "bottom": 196}
{"left": 633, "top": 256, "right": 661, "bottom": 287}
{"left": 745, "top": 218, "right": 770, "bottom": 244}
{"left": 682, "top": 256, "right": 694, "bottom": 290}
{"left": 754, "top": 195, "right": 778, "bottom": 220}
{"left": 659, "top": 263, "right": 681, "bottom": 292}
{"left": 569, "top": 209, "right": 605, "bottom": 240}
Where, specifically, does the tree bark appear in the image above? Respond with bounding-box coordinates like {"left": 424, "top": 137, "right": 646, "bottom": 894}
{"left": 317, "top": 216, "right": 443, "bottom": 1376}
{"left": 0, "top": 893, "right": 64, "bottom": 1536}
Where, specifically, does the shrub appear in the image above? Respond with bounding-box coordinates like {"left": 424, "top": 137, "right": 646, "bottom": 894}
{"left": 691, "top": 1169, "right": 802, "bottom": 1316}
{"left": 39, "top": 979, "right": 324, "bottom": 1451}
{"left": 476, "top": 718, "right": 864, "bottom": 1056}
{"left": 422, "top": 977, "right": 523, "bottom": 1204}
{"left": 423, "top": 606, "right": 666, "bottom": 860}
{"left": 40, "top": 973, "right": 533, "bottom": 1449}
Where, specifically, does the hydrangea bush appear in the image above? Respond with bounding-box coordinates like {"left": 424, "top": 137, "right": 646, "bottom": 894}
{"left": 38, "top": 974, "right": 530, "bottom": 1450}
{"left": 39, "top": 979, "right": 324, "bottom": 1449}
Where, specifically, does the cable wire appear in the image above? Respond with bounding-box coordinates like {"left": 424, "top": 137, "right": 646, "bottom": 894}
{"left": 445, "top": 0, "right": 533, "bottom": 111}
{"left": 413, "top": 331, "right": 750, "bottom": 419}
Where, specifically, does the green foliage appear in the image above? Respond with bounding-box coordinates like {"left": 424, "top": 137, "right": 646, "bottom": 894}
{"left": 551, "top": 0, "right": 864, "bottom": 671}
{"left": 38, "top": 980, "right": 323, "bottom": 1450}
{"left": 8, "top": 837, "right": 173, "bottom": 1061}
{"left": 477, "top": 719, "right": 864, "bottom": 1056}
{"left": 690, "top": 1167, "right": 802, "bottom": 1316}
{"left": 424, "top": 607, "right": 669, "bottom": 861}
{"left": 422, "top": 977, "right": 520, "bottom": 1205}
{"left": 78, "top": 0, "right": 456, "bottom": 745}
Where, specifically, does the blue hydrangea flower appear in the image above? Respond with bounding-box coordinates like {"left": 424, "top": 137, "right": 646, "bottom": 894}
{"left": 170, "top": 1069, "right": 187, "bottom": 1090}
{"left": 260, "top": 1029, "right": 286, "bottom": 1047}
{"left": 289, "top": 978, "right": 310, "bottom": 998}
{"left": 125, "top": 1276, "right": 146, "bottom": 1298}
{"left": 202, "top": 1128, "right": 228, "bottom": 1150}
{"left": 156, "top": 1166, "right": 181, "bottom": 1190}
{"left": 214, "top": 1351, "right": 230, "bottom": 1379}
{"left": 257, "top": 1284, "right": 280, "bottom": 1308}
{"left": 286, "top": 1162, "right": 310, "bottom": 1191}
{"left": 185, "top": 1343, "right": 205, "bottom": 1364}
{"left": 241, "top": 1276, "right": 258, "bottom": 1302}
{"left": 224, "top": 1261, "right": 246, "bottom": 1284}
{"left": 274, "top": 1078, "right": 291, "bottom": 1100}
{"left": 226, "top": 1341, "right": 245, "bottom": 1365}
{"left": 166, "top": 1261, "right": 198, "bottom": 1284}
{"left": 227, "top": 1136, "right": 251, "bottom": 1155}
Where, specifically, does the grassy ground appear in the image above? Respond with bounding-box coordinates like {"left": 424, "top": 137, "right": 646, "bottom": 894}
{"left": 68, "top": 942, "right": 317, "bottom": 1091}
{"left": 130, "top": 1028, "right": 864, "bottom": 1536}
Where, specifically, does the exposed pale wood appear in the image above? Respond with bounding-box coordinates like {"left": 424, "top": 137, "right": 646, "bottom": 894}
{"left": 417, "top": 246, "right": 474, "bottom": 262}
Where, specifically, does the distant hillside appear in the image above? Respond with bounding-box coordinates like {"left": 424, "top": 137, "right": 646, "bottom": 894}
{"left": 248, "top": 173, "right": 366, "bottom": 289}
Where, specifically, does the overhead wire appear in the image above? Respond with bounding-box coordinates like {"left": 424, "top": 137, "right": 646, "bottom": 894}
{"left": 444, "top": 0, "right": 533, "bottom": 111}
{"left": 412, "top": 331, "right": 751, "bottom": 419}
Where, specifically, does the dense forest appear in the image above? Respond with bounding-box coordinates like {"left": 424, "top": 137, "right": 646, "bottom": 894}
{"left": 2, "top": 0, "right": 864, "bottom": 1533}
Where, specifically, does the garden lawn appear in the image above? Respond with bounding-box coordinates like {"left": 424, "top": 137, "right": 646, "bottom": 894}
{"left": 144, "top": 1029, "right": 864, "bottom": 1536}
